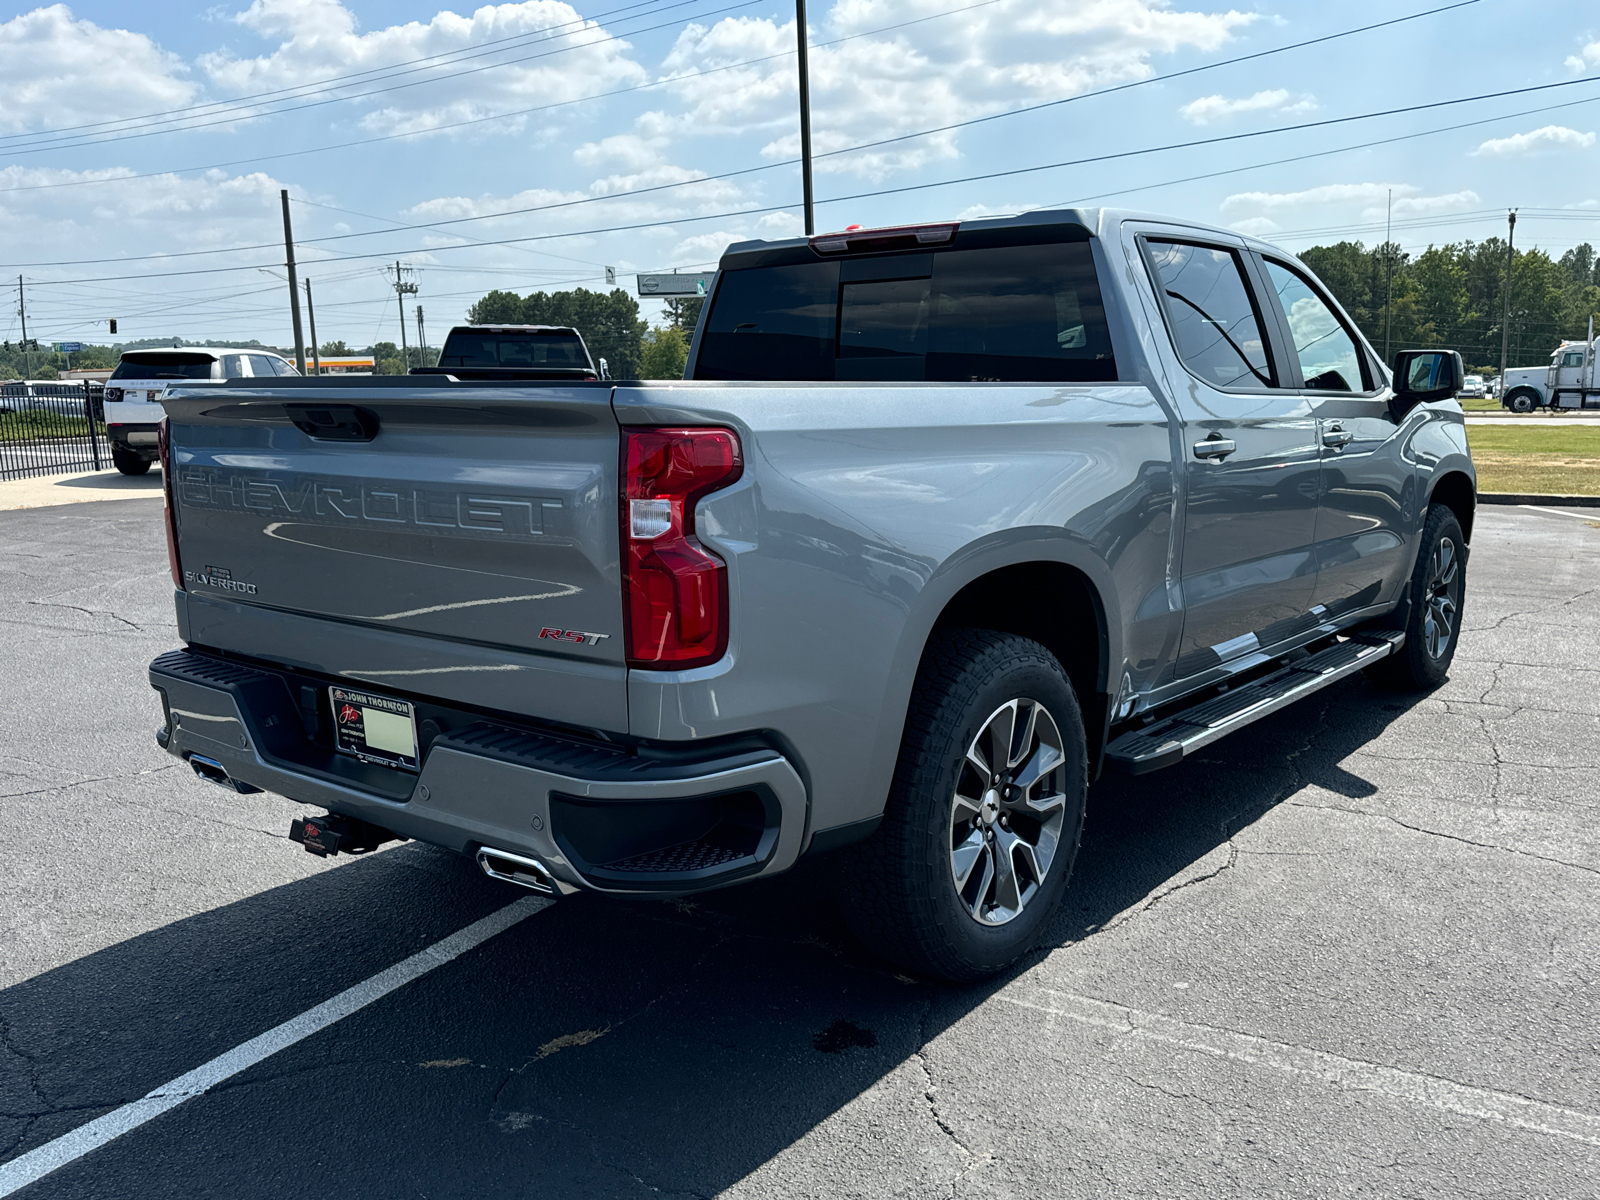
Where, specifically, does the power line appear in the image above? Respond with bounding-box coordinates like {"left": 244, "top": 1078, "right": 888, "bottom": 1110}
{"left": 0, "top": 0, "right": 673, "bottom": 147}
{"left": 12, "top": 72, "right": 1590, "bottom": 273}
{"left": 0, "top": 0, "right": 1012, "bottom": 197}
{"left": 0, "top": 0, "right": 762, "bottom": 158}
{"left": 0, "top": 0, "right": 1470, "bottom": 195}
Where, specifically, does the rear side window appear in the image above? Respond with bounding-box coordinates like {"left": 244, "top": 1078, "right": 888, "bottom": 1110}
{"left": 695, "top": 241, "right": 1116, "bottom": 382}
{"left": 110, "top": 353, "right": 215, "bottom": 381}
{"left": 439, "top": 333, "right": 588, "bottom": 368}
{"left": 220, "top": 354, "right": 245, "bottom": 378}
{"left": 1146, "top": 241, "right": 1274, "bottom": 389}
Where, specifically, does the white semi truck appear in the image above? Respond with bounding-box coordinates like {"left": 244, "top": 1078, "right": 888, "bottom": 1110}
{"left": 1501, "top": 319, "right": 1600, "bottom": 412}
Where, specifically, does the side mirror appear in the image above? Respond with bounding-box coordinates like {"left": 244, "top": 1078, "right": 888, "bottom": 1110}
{"left": 1389, "top": 348, "right": 1463, "bottom": 420}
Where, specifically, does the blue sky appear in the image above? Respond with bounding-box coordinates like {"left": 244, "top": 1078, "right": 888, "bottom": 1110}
{"left": 2, "top": 0, "right": 1598, "bottom": 351}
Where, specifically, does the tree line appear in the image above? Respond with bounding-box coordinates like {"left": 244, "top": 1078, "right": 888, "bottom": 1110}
{"left": 466, "top": 287, "right": 703, "bottom": 379}
{"left": 1299, "top": 238, "right": 1600, "bottom": 373}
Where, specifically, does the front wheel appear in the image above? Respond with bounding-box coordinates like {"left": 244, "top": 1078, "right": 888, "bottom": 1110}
{"left": 841, "top": 630, "right": 1088, "bottom": 981}
{"left": 1367, "top": 504, "right": 1466, "bottom": 690}
{"left": 1507, "top": 391, "right": 1536, "bottom": 414}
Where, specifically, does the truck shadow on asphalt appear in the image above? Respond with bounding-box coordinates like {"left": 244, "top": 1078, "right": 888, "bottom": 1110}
{"left": 0, "top": 678, "right": 1423, "bottom": 1199}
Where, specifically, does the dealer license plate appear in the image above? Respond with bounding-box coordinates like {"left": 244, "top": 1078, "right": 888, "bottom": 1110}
{"left": 330, "top": 686, "right": 419, "bottom": 770}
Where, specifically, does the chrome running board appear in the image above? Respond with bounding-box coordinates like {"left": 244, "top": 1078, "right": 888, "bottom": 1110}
{"left": 1105, "top": 633, "right": 1404, "bottom": 775}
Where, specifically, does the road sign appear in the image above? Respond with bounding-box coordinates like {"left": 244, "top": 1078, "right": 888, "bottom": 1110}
{"left": 52, "top": 342, "right": 83, "bottom": 353}
{"left": 637, "top": 272, "right": 715, "bottom": 297}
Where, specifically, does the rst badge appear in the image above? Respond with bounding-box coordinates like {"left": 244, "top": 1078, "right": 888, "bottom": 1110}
{"left": 538, "top": 627, "right": 611, "bottom": 646}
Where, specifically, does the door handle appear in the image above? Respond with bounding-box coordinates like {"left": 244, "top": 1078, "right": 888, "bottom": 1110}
{"left": 1322, "top": 426, "right": 1354, "bottom": 449}
{"left": 1192, "top": 435, "right": 1237, "bottom": 460}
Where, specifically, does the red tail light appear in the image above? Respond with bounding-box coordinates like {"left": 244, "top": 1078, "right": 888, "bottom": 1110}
{"left": 158, "top": 417, "right": 183, "bottom": 590}
{"left": 621, "top": 427, "right": 742, "bottom": 668}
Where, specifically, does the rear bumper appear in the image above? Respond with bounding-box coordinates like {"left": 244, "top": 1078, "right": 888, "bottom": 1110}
{"left": 106, "top": 422, "right": 160, "bottom": 456}
{"left": 149, "top": 648, "right": 807, "bottom": 895}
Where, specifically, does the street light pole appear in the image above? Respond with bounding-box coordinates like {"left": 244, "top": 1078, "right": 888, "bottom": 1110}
{"left": 1498, "top": 210, "right": 1516, "bottom": 385}
{"left": 279, "top": 190, "right": 307, "bottom": 374}
{"left": 795, "top": 0, "right": 815, "bottom": 236}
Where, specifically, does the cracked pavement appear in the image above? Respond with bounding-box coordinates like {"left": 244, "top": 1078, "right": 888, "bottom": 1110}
{"left": 1, "top": 498, "right": 1597, "bottom": 1198}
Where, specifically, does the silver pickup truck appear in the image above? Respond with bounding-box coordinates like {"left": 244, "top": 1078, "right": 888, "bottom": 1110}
{"left": 149, "top": 208, "right": 1475, "bottom": 980}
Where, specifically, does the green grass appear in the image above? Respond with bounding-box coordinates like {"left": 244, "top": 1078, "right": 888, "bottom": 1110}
{"left": 0, "top": 409, "right": 96, "bottom": 441}
{"left": 1459, "top": 395, "right": 1502, "bottom": 411}
{"left": 1466, "top": 424, "right": 1600, "bottom": 495}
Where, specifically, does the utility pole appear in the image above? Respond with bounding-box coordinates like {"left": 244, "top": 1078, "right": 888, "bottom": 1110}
{"left": 795, "top": 0, "right": 815, "bottom": 235}
{"left": 416, "top": 305, "right": 427, "bottom": 369}
{"left": 280, "top": 189, "right": 307, "bottom": 373}
{"left": 303, "top": 278, "right": 321, "bottom": 376}
{"left": 1383, "top": 189, "right": 1394, "bottom": 364}
{"left": 1499, "top": 210, "right": 1517, "bottom": 384}
{"left": 16, "top": 276, "right": 30, "bottom": 379}
{"left": 390, "top": 261, "right": 418, "bottom": 369}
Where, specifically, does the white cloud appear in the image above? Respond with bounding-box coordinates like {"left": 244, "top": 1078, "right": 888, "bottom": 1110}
{"left": 643, "top": 1, "right": 1258, "bottom": 180}
{"left": 1363, "top": 190, "right": 1478, "bottom": 220}
{"left": 574, "top": 134, "right": 665, "bottom": 171}
{"left": 1567, "top": 37, "right": 1600, "bottom": 72}
{"left": 1179, "top": 89, "right": 1317, "bottom": 125}
{"left": 0, "top": 6, "right": 198, "bottom": 134}
{"left": 1227, "top": 216, "right": 1280, "bottom": 236}
{"left": 1472, "top": 125, "right": 1596, "bottom": 156}
{"left": 200, "top": 0, "right": 648, "bottom": 137}
{"left": 1220, "top": 183, "right": 1418, "bottom": 214}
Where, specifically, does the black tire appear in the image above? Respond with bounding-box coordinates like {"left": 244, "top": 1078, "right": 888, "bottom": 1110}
{"left": 841, "top": 630, "right": 1088, "bottom": 981}
{"left": 112, "top": 447, "right": 150, "bottom": 476}
{"left": 1506, "top": 390, "right": 1536, "bottom": 414}
{"left": 1366, "top": 504, "right": 1466, "bottom": 690}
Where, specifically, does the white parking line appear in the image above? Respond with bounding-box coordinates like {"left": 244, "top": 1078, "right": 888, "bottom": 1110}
{"left": 1518, "top": 504, "right": 1600, "bottom": 522}
{"left": 0, "top": 895, "right": 550, "bottom": 1196}
{"left": 998, "top": 982, "right": 1600, "bottom": 1148}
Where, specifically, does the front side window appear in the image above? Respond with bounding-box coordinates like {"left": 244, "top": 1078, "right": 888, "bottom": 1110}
{"left": 1146, "top": 241, "right": 1273, "bottom": 389}
{"left": 245, "top": 354, "right": 279, "bottom": 378}
{"left": 1562, "top": 352, "right": 1584, "bottom": 368}
{"left": 1263, "top": 260, "right": 1369, "bottom": 393}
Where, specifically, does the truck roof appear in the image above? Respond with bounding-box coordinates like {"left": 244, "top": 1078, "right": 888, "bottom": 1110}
{"left": 718, "top": 207, "right": 1291, "bottom": 271}
{"left": 444, "top": 325, "right": 581, "bottom": 337}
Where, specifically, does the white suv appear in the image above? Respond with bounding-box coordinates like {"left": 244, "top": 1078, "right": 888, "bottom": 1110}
{"left": 103, "top": 348, "right": 299, "bottom": 474}
{"left": 1459, "top": 373, "right": 1486, "bottom": 399}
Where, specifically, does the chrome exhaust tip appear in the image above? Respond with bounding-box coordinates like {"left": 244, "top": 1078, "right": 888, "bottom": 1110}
{"left": 476, "top": 847, "right": 557, "bottom": 896}
{"left": 188, "top": 754, "right": 260, "bottom": 794}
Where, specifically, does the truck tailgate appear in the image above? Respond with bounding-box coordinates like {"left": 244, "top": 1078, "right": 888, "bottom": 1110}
{"left": 162, "top": 381, "right": 626, "bottom": 725}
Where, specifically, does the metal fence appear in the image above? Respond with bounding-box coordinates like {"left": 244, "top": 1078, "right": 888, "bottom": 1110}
{"left": 0, "top": 382, "right": 111, "bottom": 482}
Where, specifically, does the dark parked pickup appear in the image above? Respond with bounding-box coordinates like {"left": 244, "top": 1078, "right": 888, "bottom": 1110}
{"left": 409, "top": 324, "right": 605, "bottom": 382}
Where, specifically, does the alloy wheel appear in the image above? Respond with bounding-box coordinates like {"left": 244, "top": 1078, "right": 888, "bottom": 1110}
{"left": 948, "top": 698, "right": 1069, "bottom": 926}
{"left": 1423, "top": 536, "right": 1460, "bottom": 659}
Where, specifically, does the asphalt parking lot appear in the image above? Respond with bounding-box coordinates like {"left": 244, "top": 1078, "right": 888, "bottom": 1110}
{"left": 1, "top": 496, "right": 1597, "bottom": 1198}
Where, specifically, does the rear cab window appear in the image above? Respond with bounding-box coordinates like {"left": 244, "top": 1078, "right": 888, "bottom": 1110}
{"left": 440, "top": 332, "right": 589, "bottom": 369}
{"left": 694, "top": 235, "right": 1117, "bottom": 383}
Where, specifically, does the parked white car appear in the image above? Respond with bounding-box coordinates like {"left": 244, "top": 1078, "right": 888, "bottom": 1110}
{"left": 1459, "top": 373, "right": 1486, "bottom": 399}
{"left": 102, "top": 348, "right": 298, "bottom": 474}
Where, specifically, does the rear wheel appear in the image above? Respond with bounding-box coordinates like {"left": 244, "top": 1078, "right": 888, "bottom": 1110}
{"left": 112, "top": 447, "right": 150, "bottom": 476}
{"left": 841, "top": 630, "right": 1088, "bottom": 981}
{"left": 1367, "top": 504, "right": 1466, "bottom": 690}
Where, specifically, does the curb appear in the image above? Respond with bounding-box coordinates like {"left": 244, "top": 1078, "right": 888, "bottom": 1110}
{"left": 1479, "top": 492, "right": 1600, "bottom": 508}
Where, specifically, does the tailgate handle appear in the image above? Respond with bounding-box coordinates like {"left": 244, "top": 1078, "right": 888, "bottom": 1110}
{"left": 287, "top": 405, "right": 379, "bottom": 441}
